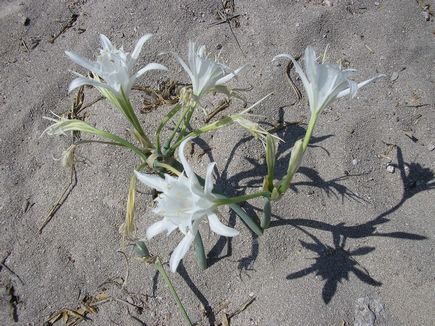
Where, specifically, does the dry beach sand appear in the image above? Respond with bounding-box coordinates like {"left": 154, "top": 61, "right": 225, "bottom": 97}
{"left": 1, "top": 0, "right": 434, "bottom": 325}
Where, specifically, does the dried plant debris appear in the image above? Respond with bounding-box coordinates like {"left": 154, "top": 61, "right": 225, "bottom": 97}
{"left": 44, "top": 292, "right": 110, "bottom": 326}
{"left": 212, "top": 0, "right": 244, "bottom": 55}
{"left": 416, "top": 0, "right": 433, "bottom": 21}
{"left": 49, "top": 13, "right": 79, "bottom": 44}
{"left": 215, "top": 0, "right": 241, "bottom": 28}
{"left": 133, "top": 80, "right": 188, "bottom": 113}
{"left": 1, "top": 252, "right": 25, "bottom": 285}
{"left": 204, "top": 98, "right": 231, "bottom": 123}
{"left": 39, "top": 87, "right": 103, "bottom": 233}
{"left": 217, "top": 295, "right": 256, "bottom": 326}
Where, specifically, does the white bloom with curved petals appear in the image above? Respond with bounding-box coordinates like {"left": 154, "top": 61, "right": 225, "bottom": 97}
{"left": 175, "top": 41, "right": 246, "bottom": 101}
{"left": 66, "top": 34, "right": 167, "bottom": 98}
{"left": 274, "top": 47, "right": 384, "bottom": 114}
{"left": 135, "top": 138, "right": 238, "bottom": 272}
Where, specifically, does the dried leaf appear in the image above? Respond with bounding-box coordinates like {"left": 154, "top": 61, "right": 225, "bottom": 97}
{"left": 119, "top": 175, "right": 137, "bottom": 241}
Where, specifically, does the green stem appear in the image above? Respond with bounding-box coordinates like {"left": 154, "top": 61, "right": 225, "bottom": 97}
{"left": 164, "top": 105, "right": 192, "bottom": 155}
{"left": 170, "top": 116, "right": 234, "bottom": 152}
{"left": 156, "top": 104, "right": 182, "bottom": 154}
{"left": 215, "top": 191, "right": 270, "bottom": 206}
{"left": 180, "top": 104, "right": 196, "bottom": 135}
{"left": 261, "top": 197, "right": 272, "bottom": 229}
{"left": 154, "top": 258, "right": 193, "bottom": 326}
{"left": 119, "top": 90, "right": 153, "bottom": 149}
{"left": 302, "top": 112, "right": 319, "bottom": 152}
{"left": 97, "top": 129, "right": 148, "bottom": 162}
{"left": 194, "top": 232, "right": 207, "bottom": 270}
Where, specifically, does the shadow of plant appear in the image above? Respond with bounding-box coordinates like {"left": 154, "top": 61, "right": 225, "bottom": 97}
{"left": 276, "top": 146, "right": 431, "bottom": 303}
{"left": 207, "top": 145, "right": 431, "bottom": 305}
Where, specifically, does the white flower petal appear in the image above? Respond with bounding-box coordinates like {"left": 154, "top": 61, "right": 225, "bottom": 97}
{"left": 336, "top": 74, "right": 385, "bottom": 98}
{"left": 65, "top": 51, "right": 100, "bottom": 74}
{"left": 99, "top": 34, "right": 113, "bottom": 50}
{"left": 207, "top": 213, "right": 239, "bottom": 237}
{"left": 135, "top": 171, "right": 168, "bottom": 192}
{"left": 175, "top": 54, "right": 195, "bottom": 84}
{"left": 135, "top": 62, "right": 168, "bottom": 79}
{"left": 204, "top": 162, "right": 216, "bottom": 194}
{"left": 68, "top": 76, "right": 109, "bottom": 93}
{"left": 215, "top": 64, "right": 247, "bottom": 85}
{"left": 178, "top": 138, "right": 196, "bottom": 180}
{"left": 304, "top": 46, "right": 317, "bottom": 83}
{"left": 169, "top": 231, "right": 195, "bottom": 272}
{"left": 273, "top": 53, "right": 311, "bottom": 98}
{"left": 131, "top": 34, "right": 153, "bottom": 60}
{"left": 146, "top": 219, "right": 172, "bottom": 239}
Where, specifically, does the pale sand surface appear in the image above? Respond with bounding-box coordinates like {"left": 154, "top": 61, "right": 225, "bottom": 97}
{"left": 0, "top": 0, "right": 434, "bottom": 325}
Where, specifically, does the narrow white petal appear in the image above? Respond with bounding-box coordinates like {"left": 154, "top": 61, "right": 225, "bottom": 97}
{"left": 304, "top": 46, "right": 317, "bottom": 82}
{"left": 336, "top": 74, "right": 385, "bottom": 98}
{"left": 99, "top": 34, "right": 113, "bottom": 50}
{"left": 215, "top": 64, "right": 247, "bottom": 85}
{"left": 273, "top": 53, "right": 311, "bottom": 96}
{"left": 65, "top": 51, "right": 99, "bottom": 73}
{"left": 215, "top": 72, "right": 235, "bottom": 86}
{"left": 68, "top": 76, "right": 109, "bottom": 93}
{"left": 204, "top": 162, "right": 216, "bottom": 194}
{"left": 146, "top": 220, "right": 172, "bottom": 239}
{"left": 169, "top": 232, "right": 195, "bottom": 272}
{"left": 178, "top": 138, "right": 195, "bottom": 180}
{"left": 131, "top": 34, "right": 153, "bottom": 60}
{"left": 207, "top": 213, "right": 239, "bottom": 237}
{"left": 134, "top": 171, "right": 168, "bottom": 192}
{"left": 175, "top": 54, "right": 195, "bottom": 84}
{"left": 134, "top": 62, "right": 168, "bottom": 79}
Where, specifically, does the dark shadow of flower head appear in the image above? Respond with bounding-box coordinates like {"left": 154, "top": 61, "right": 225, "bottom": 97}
{"left": 287, "top": 232, "right": 382, "bottom": 304}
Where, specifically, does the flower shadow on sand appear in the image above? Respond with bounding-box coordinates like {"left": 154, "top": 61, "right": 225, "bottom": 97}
{"left": 273, "top": 146, "right": 431, "bottom": 303}
{"left": 286, "top": 225, "right": 381, "bottom": 304}
{"left": 207, "top": 143, "right": 432, "bottom": 303}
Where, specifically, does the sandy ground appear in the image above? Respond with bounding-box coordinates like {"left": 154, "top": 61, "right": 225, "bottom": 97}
{"left": 1, "top": 0, "right": 434, "bottom": 325}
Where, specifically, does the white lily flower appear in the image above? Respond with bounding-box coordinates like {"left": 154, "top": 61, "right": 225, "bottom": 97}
{"left": 65, "top": 34, "right": 167, "bottom": 98}
{"left": 274, "top": 47, "right": 384, "bottom": 114}
{"left": 175, "top": 41, "right": 246, "bottom": 101}
{"left": 135, "top": 138, "right": 239, "bottom": 272}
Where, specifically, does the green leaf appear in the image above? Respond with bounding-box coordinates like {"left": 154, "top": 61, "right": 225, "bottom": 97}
{"left": 194, "top": 232, "right": 207, "bottom": 270}
{"left": 229, "top": 203, "right": 263, "bottom": 236}
{"left": 265, "top": 134, "right": 277, "bottom": 191}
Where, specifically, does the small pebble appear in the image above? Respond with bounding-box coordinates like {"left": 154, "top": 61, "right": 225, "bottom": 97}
{"left": 216, "top": 43, "right": 222, "bottom": 50}
{"left": 21, "top": 198, "right": 30, "bottom": 213}
{"left": 426, "top": 143, "right": 435, "bottom": 151}
{"left": 390, "top": 72, "right": 399, "bottom": 81}
{"left": 386, "top": 165, "right": 395, "bottom": 173}
{"left": 422, "top": 11, "right": 431, "bottom": 21}
{"left": 352, "top": 159, "right": 359, "bottom": 166}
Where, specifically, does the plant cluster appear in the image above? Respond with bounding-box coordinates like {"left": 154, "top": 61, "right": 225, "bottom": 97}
{"left": 44, "top": 33, "right": 384, "bottom": 324}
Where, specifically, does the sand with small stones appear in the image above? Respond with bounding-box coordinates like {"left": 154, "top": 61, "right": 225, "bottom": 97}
{"left": 0, "top": 0, "right": 434, "bottom": 325}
